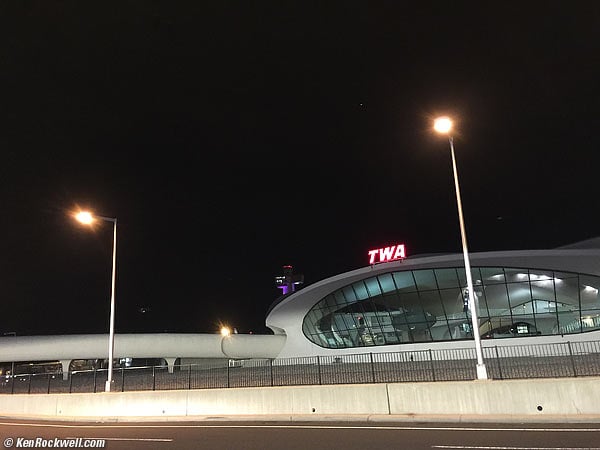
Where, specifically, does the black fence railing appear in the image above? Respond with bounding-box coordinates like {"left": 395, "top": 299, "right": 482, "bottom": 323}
{"left": 2, "top": 340, "right": 600, "bottom": 395}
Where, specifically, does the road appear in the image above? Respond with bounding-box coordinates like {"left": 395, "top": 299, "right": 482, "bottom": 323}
{"left": 0, "top": 419, "right": 598, "bottom": 450}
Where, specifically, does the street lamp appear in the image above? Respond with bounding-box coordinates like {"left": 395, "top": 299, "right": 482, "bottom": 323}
{"left": 74, "top": 210, "right": 118, "bottom": 391}
{"left": 433, "top": 117, "right": 488, "bottom": 380}
{"left": 219, "top": 326, "right": 233, "bottom": 367}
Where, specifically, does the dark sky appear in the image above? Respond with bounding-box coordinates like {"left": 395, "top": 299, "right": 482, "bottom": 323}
{"left": 1, "top": 2, "right": 599, "bottom": 337}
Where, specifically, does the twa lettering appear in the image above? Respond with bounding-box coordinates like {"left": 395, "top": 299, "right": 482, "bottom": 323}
{"left": 368, "top": 244, "right": 406, "bottom": 264}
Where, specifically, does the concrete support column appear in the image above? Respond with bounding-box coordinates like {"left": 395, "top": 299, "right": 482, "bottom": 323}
{"left": 59, "top": 360, "right": 71, "bottom": 381}
{"left": 165, "top": 357, "right": 177, "bottom": 374}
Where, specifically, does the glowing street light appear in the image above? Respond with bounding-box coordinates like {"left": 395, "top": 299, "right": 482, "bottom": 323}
{"left": 433, "top": 116, "right": 453, "bottom": 134}
{"left": 74, "top": 210, "right": 118, "bottom": 391}
{"left": 220, "top": 326, "right": 232, "bottom": 337}
{"left": 433, "top": 117, "right": 488, "bottom": 380}
{"left": 75, "top": 211, "right": 94, "bottom": 225}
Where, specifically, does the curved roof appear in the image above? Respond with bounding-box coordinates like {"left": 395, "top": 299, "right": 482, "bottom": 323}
{"left": 557, "top": 236, "right": 600, "bottom": 249}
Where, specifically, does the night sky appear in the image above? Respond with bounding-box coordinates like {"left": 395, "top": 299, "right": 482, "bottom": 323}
{"left": 1, "top": 2, "right": 599, "bottom": 337}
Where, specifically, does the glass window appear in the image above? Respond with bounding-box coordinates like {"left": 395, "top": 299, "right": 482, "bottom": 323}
{"left": 418, "top": 290, "right": 451, "bottom": 341}
{"left": 528, "top": 279, "right": 556, "bottom": 334}
{"left": 413, "top": 269, "right": 437, "bottom": 292}
{"left": 303, "top": 319, "right": 317, "bottom": 336}
{"left": 341, "top": 313, "right": 358, "bottom": 331}
{"left": 351, "top": 281, "right": 370, "bottom": 301}
{"left": 435, "top": 268, "right": 460, "bottom": 289}
{"left": 510, "top": 315, "right": 538, "bottom": 336}
{"left": 507, "top": 282, "right": 532, "bottom": 313}
{"left": 554, "top": 278, "right": 579, "bottom": 308}
{"left": 397, "top": 291, "right": 423, "bottom": 313}
{"left": 306, "top": 309, "right": 322, "bottom": 327}
{"left": 392, "top": 271, "right": 416, "bottom": 292}
{"left": 316, "top": 305, "right": 337, "bottom": 319}
{"left": 474, "top": 293, "right": 490, "bottom": 322}
{"left": 480, "top": 267, "right": 505, "bottom": 285}
{"left": 333, "top": 290, "right": 348, "bottom": 307}
{"left": 557, "top": 309, "right": 580, "bottom": 334}
{"left": 580, "top": 314, "right": 600, "bottom": 332}
{"left": 504, "top": 268, "right": 529, "bottom": 284}
{"left": 302, "top": 267, "right": 597, "bottom": 349}
{"left": 380, "top": 292, "right": 402, "bottom": 311}
{"left": 456, "top": 267, "right": 482, "bottom": 287}
{"left": 580, "top": 275, "right": 600, "bottom": 312}
{"left": 364, "top": 277, "right": 382, "bottom": 296}
{"left": 529, "top": 270, "right": 553, "bottom": 282}
{"left": 555, "top": 271, "right": 578, "bottom": 280}
{"left": 554, "top": 276, "right": 580, "bottom": 334}
{"left": 418, "top": 289, "right": 445, "bottom": 317}
{"left": 322, "top": 295, "right": 337, "bottom": 310}
{"left": 472, "top": 267, "right": 483, "bottom": 286}
{"left": 475, "top": 287, "right": 491, "bottom": 318}
{"left": 530, "top": 280, "right": 556, "bottom": 307}
{"left": 483, "top": 284, "right": 510, "bottom": 316}
{"left": 377, "top": 273, "right": 396, "bottom": 294}
{"left": 438, "top": 288, "right": 464, "bottom": 317}
{"left": 342, "top": 285, "right": 357, "bottom": 303}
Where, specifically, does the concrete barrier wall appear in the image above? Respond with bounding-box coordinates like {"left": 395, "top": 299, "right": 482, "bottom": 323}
{"left": 387, "top": 377, "right": 600, "bottom": 416}
{"left": 185, "top": 384, "right": 389, "bottom": 416}
{"left": 1, "top": 378, "right": 599, "bottom": 419}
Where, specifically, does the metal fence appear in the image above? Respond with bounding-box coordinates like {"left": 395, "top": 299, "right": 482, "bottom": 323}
{"left": 2, "top": 340, "right": 600, "bottom": 395}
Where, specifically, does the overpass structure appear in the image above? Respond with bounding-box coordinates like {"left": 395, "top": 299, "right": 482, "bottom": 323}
{"left": 0, "top": 333, "right": 285, "bottom": 378}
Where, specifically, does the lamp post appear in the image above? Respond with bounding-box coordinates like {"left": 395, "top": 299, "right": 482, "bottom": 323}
{"left": 75, "top": 211, "right": 118, "bottom": 391}
{"left": 433, "top": 117, "right": 488, "bottom": 380}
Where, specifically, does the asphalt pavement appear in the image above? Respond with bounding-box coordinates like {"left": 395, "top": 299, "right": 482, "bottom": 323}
{"left": 1, "top": 418, "right": 599, "bottom": 450}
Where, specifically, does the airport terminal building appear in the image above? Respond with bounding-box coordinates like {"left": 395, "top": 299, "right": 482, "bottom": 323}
{"left": 266, "top": 239, "right": 600, "bottom": 358}
{"left": 2, "top": 239, "right": 600, "bottom": 371}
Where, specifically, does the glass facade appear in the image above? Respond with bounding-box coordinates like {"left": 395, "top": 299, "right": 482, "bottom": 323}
{"left": 302, "top": 267, "right": 600, "bottom": 349}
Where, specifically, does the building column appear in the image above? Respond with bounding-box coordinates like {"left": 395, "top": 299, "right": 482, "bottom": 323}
{"left": 165, "top": 357, "right": 177, "bottom": 374}
{"left": 59, "top": 360, "right": 71, "bottom": 381}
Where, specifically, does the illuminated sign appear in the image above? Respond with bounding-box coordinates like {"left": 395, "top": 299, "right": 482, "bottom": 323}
{"left": 368, "top": 244, "right": 406, "bottom": 264}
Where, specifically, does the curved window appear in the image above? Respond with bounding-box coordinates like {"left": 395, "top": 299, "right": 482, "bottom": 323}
{"left": 302, "top": 267, "right": 600, "bottom": 349}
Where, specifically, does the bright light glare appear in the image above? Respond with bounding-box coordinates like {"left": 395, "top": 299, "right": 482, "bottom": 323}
{"left": 220, "top": 326, "right": 231, "bottom": 337}
{"left": 75, "top": 211, "right": 95, "bottom": 225}
{"left": 433, "top": 116, "right": 453, "bottom": 134}
{"left": 584, "top": 285, "right": 599, "bottom": 295}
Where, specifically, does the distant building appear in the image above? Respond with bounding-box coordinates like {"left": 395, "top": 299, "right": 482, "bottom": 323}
{"left": 275, "top": 265, "right": 304, "bottom": 295}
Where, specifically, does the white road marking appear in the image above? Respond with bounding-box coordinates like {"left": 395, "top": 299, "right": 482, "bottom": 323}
{"left": 97, "top": 438, "right": 173, "bottom": 442}
{"left": 1, "top": 421, "right": 599, "bottom": 433}
{"left": 65, "top": 436, "right": 172, "bottom": 442}
{"left": 433, "top": 446, "right": 600, "bottom": 450}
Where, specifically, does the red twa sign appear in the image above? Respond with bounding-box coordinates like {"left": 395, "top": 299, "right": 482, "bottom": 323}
{"left": 368, "top": 244, "right": 406, "bottom": 264}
